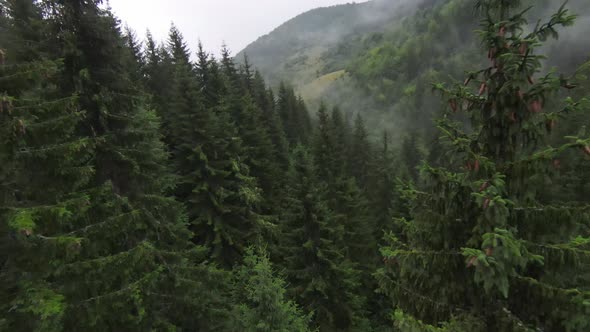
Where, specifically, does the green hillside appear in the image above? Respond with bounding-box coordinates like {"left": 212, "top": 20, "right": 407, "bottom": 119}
{"left": 239, "top": 0, "right": 590, "bottom": 141}
{"left": 237, "top": 0, "right": 431, "bottom": 94}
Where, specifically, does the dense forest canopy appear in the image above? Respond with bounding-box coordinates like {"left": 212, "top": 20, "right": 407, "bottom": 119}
{"left": 0, "top": 0, "right": 589, "bottom": 331}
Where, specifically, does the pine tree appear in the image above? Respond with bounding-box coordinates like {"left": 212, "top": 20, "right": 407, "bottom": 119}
{"left": 189, "top": 100, "right": 266, "bottom": 268}
{"left": 312, "top": 102, "right": 335, "bottom": 180}
{"left": 330, "top": 106, "right": 350, "bottom": 176}
{"left": 400, "top": 134, "right": 423, "bottom": 183}
{"left": 279, "top": 146, "right": 365, "bottom": 331}
{"left": 235, "top": 93, "right": 279, "bottom": 207}
{"left": 266, "top": 88, "right": 290, "bottom": 166}
{"left": 220, "top": 44, "right": 242, "bottom": 106}
{"left": 295, "top": 95, "right": 313, "bottom": 144}
{"left": 239, "top": 54, "right": 255, "bottom": 96}
{"left": 348, "top": 113, "right": 372, "bottom": 186}
{"left": 148, "top": 33, "right": 266, "bottom": 268}
{"left": 378, "top": 1, "right": 590, "bottom": 330}
{"left": 278, "top": 82, "right": 311, "bottom": 146}
{"left": 255, "top": 73, "right": 290, "bottom": 175}
{"left": 368, "top": 131, "right": 398, "bottom": 241}
{"left": 0, "top": 2, "right": 88, "bottom": 329}
{"left": 1, "top": 2, "right": 230, "bottom": 330}
{"left": 143, "top": 30, "right": 175, "bottom": 129}
{"left": 122, "top": 26, "right": 144, "bottom": 85}
{"left": 195, "top": 41, "right": 224, "bottom": 109}
{"left": 228, "top": 247, "right": 312, "bottom": 332}
{"left": 543, "top": 60, "right": 590, "bottom": 203}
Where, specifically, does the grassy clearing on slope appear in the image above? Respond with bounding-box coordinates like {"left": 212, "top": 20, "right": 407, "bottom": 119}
{"left": 300, "top": 69, "right": 346, "bottom": 102}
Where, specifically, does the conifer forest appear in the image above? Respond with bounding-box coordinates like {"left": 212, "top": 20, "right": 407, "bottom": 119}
{"left": 1, "top": 0, "right": 590, "bottom": 331}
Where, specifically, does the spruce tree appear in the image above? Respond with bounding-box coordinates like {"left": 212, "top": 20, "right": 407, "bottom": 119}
{"left": 348, "top": 113, "right": 372, "bottom": 187}
{"left": 255, "top": 73, "right": 290, "bottom": 176}
{"left": 0, "top": 2, "right": 87, "bottom": 329}
{"left": 378, "top": 1, "right": 590, "bottom": 330}
{"left": 400, "top": 134, "right": 423, "bottom": 183}
{"left": 368, "top": 131, "right": 398, "bottom": 241}
{"left": 296, "top": 95, "right": 313, "bottom": 144}
{"left": 189, "top": 102, "right": 266, "bottom": 268}
{"left": 122, "top": 26, "right": 144, "bottom": 85}
{"left": 195, "top": 41, "right": 224, "bottom": 109}
{"left": 330, "top": 106, "right": 350, "bottom": 176}
{"left": 239, "top": 54, "right": 255, "bottom": 96}
{"left": 280, "top": 146, "right": 365, "bottom": 331}
{"left": 266, "top": 88, "right": 291, "bottom": 167}
{"left": 148, "top": 32, "right": 265, "bottom": 268}
{"left": 143, "top": 30, "right": 175, "bottom": 130}
{"left": 313, "top": 102, "right": 335, "bottom": 180}
{"left": 228, "top": 247, "right": 312, "bottom": 332}
{"left": 1, "top": 1, "right": 229, "bottom": 330}
{"left": 278, "top": 82, "right": 311, "bottom": 146}
{"left": 544, "top": 60, "right": 590, "bottom": 203}
{"left": 237, "top": 94, "right": 281, "bottom": 207}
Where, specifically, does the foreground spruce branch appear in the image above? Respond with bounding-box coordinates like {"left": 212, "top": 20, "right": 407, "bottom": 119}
{"left": 377, "top": 0, "right": 590, "bottom": 330}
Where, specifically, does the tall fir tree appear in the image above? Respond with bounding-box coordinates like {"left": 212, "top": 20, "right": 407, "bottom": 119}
{"left": 146, "top": 30, "right": 266, "bottom": 268}
{"left": 279, "top": 146, "right": 366, "bottom": 331}
{"left": 0, "top": 2, "right": 88, "bottom": 329}
{"left": 254, "top": 72, "right": 290, "bottom": 181}
{"left": 195, "top": 41, "right": 224, "bottom": 109}
{"left": 143, "top": 30, "right": 175, "bottom": 131}
{"left": 348, "top": 113, "right": 372, "bottom": 187}
{"left": 330, "top": 106, "right": 350, "bottom": 176}
{"left": 122, "top": 26, "right": 144, "bottom": 85}
{"left": 378, "top": 1, "right": 590, "bottom": 330}
{"left": 368, "top": 131, "right": 398, "bottom": 242}
{"left": 400, "top": 134, "right": 423, "bottom": 183}
{"left": 278, "top": 82, "right": 312, "bottom": 146}
{"left": 227, "top": 247, "right": 312, "bottom": 332}
{"left": 1, "top": 1, "right": 229, "bottom": 330}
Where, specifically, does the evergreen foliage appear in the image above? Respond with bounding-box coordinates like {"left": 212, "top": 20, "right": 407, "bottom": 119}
{"left": 1, "top": 1, "right": 228, "bottom": 330}
{"left": 228, "top": 247, "right": 311, "bottom": 332}
{"left": 1, "top": 0, "right": 588, "bottom": 331}
{"left": 378, "top": 1, "right": 590, "bottom": 330}
{"left": 279, "top": 146, "right": 366, "bottom": 331}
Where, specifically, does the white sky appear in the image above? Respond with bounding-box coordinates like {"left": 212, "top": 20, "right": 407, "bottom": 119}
{"left": 106, "top": 0, "right": 367, "bottom": 57}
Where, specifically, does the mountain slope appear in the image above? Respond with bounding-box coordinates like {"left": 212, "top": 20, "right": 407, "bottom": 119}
{"left": 237, "top": 0, "right": 432, "bottom": 88}
{"left": 239, "top": 0, "right": 590, "bottom": 141}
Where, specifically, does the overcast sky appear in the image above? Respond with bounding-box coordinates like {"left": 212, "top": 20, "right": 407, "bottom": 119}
{"left": 107, "top": 0, "right": 367, "bottom": 57}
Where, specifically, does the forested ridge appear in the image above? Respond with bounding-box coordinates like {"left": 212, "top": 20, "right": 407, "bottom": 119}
{"left": 240, "top": 0, "right": 590, "bottom": 143}
{"left": 0, "top": 0, "right": 589, "bottom": 331}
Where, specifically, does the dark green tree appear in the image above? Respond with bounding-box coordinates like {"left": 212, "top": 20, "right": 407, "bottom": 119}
{"left": 147, "top": 33, "right": 266, "bottom": 268}
{"left": 296, "top": 95, "right": 313, "bottom": 144}
{"left": 122, "top": 26, "right": 144, "bottom": 85}
{"left": 278, "top": 82, "right": 312, "bottom": 146}
{"left": 330, "top": 106, "right": 350, "bottom": 176}
{"left": 195, "top": 41, "right": 224, "bottom": 109}
{"left": 1, "top": 1, "right": 229, "bottom": 330}
{"left": 235, "top": 93, "right": 279, "bottom": 207}
{"left": 378, "top": 1, "right": 590, "bottom": 330}
{"left": 348, "top": 113, "right": 372, "bottom": 186}
{"left": 280, "top": 146, "right": 366, "bottom": 331}
{"left": 367, "top": 131, "right": 398, "bottom": 241}
{"left": 400, "top": 134, "right": 423, "bottom": 183}
{"left": 312, "top": 102, "right": 335, "bottom": 180}
{"left": 143, "top": 30, "right": 175, "bottom": 129}
{"left": 266, "top": 88, "right": 291, "bottom": 167}
{"left": 228, "top": 247, "right": 312, "bottom": 332}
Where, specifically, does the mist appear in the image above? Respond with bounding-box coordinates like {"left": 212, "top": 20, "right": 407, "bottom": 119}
{"left": 237, "top": 0, "right": 590, "bottom": 148}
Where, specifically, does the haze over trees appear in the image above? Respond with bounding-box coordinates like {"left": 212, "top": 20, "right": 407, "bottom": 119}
{"left": 0, "top": 0, "right": 589, "bottom": 331}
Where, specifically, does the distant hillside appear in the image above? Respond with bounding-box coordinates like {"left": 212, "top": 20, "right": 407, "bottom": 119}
{"left": 239, "top": 0, "right": 590, "bottom": 141}
{"left": 237, "top": 0, "right": 432, "bottom": 86}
